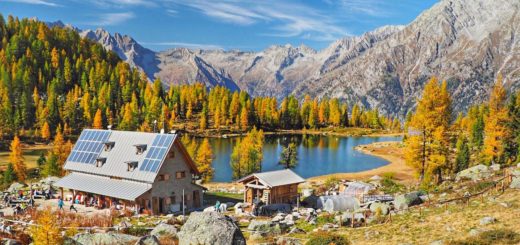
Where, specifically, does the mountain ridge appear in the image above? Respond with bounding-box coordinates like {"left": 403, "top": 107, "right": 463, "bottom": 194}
{"left": 74, "top": 0, "right": 519, "bottom": 118}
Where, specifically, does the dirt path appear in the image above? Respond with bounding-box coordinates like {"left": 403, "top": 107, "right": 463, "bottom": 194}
{"left": 307, "top": 141, "right": 416, "bottom": 184}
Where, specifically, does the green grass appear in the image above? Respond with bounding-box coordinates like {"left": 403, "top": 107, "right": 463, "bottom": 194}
{"left": 0, "top": 147, "right": 49, "bottom": 170}
{"left": 204, "top": 191, "right": 243, "bottom": 205}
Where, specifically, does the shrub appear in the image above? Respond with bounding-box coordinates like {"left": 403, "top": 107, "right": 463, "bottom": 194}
{"left": 449, "top": 229, "right": 520, "bottom": 245}
{"left": 305, "top": 232, "right": 350, "bottom": 245}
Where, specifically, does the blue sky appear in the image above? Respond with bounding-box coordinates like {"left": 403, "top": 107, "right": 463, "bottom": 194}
{"left": 2, "top": 0, "right": 438, "bottom": 51}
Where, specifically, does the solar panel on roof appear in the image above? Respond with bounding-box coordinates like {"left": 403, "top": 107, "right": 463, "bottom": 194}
{"left": 139, "top": 134, "right": 174, "bottom": 172}
{"left": 67, "top": 129, "right": 111, "bottom": 165}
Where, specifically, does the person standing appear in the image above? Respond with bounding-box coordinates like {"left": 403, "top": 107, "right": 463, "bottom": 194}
{"left": 58, "top": 197, "right": 64, "bottom": 210}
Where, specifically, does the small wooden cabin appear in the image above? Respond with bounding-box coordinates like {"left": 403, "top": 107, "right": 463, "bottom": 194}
{"left": 237, "top": 169, "right": 305, "bottom": 205}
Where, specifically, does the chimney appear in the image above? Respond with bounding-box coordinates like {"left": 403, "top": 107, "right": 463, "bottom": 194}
{"left": 107, "top": 125, "right": 112, "bottom": 130}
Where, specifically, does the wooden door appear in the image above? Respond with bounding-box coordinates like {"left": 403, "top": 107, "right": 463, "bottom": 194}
{"left": 193, "top": 190, "right": 200, "bottom": 208}
{"left": 152, "top": 197, "right": 159, "bottom": 214}
{"left": 246, "top": 188, "right": 253, "bottom": 203}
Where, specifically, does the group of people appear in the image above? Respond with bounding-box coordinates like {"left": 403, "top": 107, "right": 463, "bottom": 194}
{"left": 57, "top": 197, "right": 78, "bottom": 213}
{"left": 2, "top": 192, "right": 34, "bottom": 215}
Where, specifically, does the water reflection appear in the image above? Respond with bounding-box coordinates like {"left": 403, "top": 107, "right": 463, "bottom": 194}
{"left": 206, "top": 134, "right": 402, "bottom": 182}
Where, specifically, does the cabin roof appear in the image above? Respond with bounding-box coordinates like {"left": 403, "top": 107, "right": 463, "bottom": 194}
{"left": 54, "top": 172, "right": 152, "bottom": 201}
{"left": 62, "top": 129, "right": 199, "bottom": 183}
{"left": 237, "top": 169, "right": 305, "bottom": 188}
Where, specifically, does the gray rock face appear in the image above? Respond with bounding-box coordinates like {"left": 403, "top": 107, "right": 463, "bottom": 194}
{"left": 78, "top": 0, "right": 520, "bottom": 118}
{"left": 456, "top": 165, "right": 492, "bottom": 181}
{"left": 510, "top": 177, "right": 520, "bottom": 189}
{"left": 178, "top": 212, "right": 245, "bottom": 245}
{"left": 479, "top": 216, "right": 496, "bottom": 225}
{"left": 393, "top": 191, "right": 425, "bottom": 210}
{"left": 73, "top": 232, "right": 139, "bottom": 245}
{"left": 150, "top": 223, "right": 177, "bottom": 238}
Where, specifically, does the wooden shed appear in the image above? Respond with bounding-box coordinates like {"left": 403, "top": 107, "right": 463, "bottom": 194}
{"left": 237, "top": 169, "right": 305, "bottom": 205}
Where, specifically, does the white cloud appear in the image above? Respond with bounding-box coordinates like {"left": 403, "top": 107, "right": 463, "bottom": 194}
{"left": 4, "top": 0, "right": 59, "bottom": 7}
{"left": 172, "top": 0, "right": 348, "bottom": 41}
{"left": 89, "top": 12, "right": 135, "bottom": 26}
{"left": 340, "top": 0, "right": 390, "bottom": 17}
{"left": 89, "top": 0, "right": 157, "bottom": 8}
{"left": 140, "top": 41, "right": 223, "bottom": 50}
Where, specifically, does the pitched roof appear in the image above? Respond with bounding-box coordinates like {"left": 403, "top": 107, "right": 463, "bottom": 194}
{"left": 55, "top": 172, "right": 152, "bottom": 201}
{"left": 237, "top": 169, "right": 305, "bottom": 187}
{"left": 63, "top": 129, "right": 192, "bottom": 183}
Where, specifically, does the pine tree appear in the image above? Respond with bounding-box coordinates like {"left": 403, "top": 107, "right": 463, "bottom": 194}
{"left": 9, "top": 135, "right": 26, "bottom": 182}
{"left": 454, "top": 134, "right": 470, "bottom": 173}
{"left": 240, "top": 107, "right": 249, "bottom": 130}
{"left": 482, "top": 78, "right": 509, "bottom": 165}
{"left": 195, "top": 138, "right": 214, "bottom": 183}
{"left": 92, "top": 108, "right": 103, "bottom": 129}
{"left": 279, "top": 142, "right": 298, "bottom": 169}
{"left": 37, "top": 152, "right": 46, "bottom": 167}
{"left": 2, "top": 163, "right": 16, "bottom": 185}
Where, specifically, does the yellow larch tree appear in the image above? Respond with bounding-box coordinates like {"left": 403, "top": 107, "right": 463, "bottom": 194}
{"left": 9, "top": 135, "right": 26, "bottom": 182}
{"left": 195, "top": 138, "right": 214, "bottom": 183}
{"left": 41, "top": 121, "right": 51, "bottom": 141}
{"left": 405, "top": 77, "right": 451, "bottom": 183}
{"left": 482, "top": 76, "right": 509, "bottom": 164}
{"left": 30, "top": 207, "right": 63, "bottom": 245}
{"left": 92, "top": 108, "right": 103, "bottom": 129}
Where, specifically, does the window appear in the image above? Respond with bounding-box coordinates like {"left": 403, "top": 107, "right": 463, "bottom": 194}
{"left": 96, "top": 158, "right": 106, "bottom": 167}
{"left": 168, "top": 150, "right": 175, "bottom": 159}
{"left": 126, "top": 161, "right": 138, "bottom": 171}
{"left": 104, "top": 142, "right": 115, "bottom": 151}
{"left": 176, "top": 171, "right": 186, "bottom": 179}
{"left": 158, "top": 174, "right": 170, "bottom": 181}
{"left": 134, "top": 144, "right": 147, "bottom": 155}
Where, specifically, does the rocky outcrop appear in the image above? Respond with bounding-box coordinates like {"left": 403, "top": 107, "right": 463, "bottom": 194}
{"left": 393, "top": 191, "right": 425, "bottom": 210}
{"left": 177, "top": 212, "right": 245, "bottom": 245}
{"left": 73, "top": 232, "right": 139, "bottom": 245}
{"left": 150, "top": 223, "right": 177, "bottom": 238}
{"left": 456, "top": 165, "right": 492, "bottom": 181}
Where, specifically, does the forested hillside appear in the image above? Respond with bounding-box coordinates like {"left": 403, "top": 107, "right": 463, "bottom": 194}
{"left": 0, "top": 15, "right": 400, "bottom": 141}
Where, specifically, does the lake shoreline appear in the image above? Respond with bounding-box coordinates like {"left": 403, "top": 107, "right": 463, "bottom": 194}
{"left": 184, "top": 127, "right": 404, "bottom": 138}
{"left": 205, "top": 140, "right": 416, "bottom": 190}
{"left": 306, "top": 141, "right": 416, "bottom": 184}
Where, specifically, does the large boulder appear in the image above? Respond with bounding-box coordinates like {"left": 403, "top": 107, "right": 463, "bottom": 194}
{"left": 456, "top": 164, "right": 492, "bottom": 181}
{"left": 393, "top": 191, "right": 424, "bottom": 210}
{"left": 73, "top": 232, "right": 139, "bottom": 245}
{"left": 178, "top": 212, "right": 245, "bottom": 245}
{"left": 510, "top": 177, "right": 520, "bottom": 189}
{"left": 369, "top": 202, "right": 390, "bottom": 215}
{"left": 150, "top": 223, "right": 177, "bottom": 238}
{"left": 248, "top": 220, "right": 285, "bottom": 239}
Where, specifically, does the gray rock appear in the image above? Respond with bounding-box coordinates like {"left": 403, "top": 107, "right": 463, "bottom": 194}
{"left": 430, "top": 240, "right": 443, "bottom": 245}
{"left": 370, "top": 202, "right": 390, "bottom": 216}
{"left": 490, "top": 164, "right": 501, "bottom": 171}
{"left": 289, "top": 227, "right": 305, "bottom": 234}
{"left": 74, "top": 232, "right": 139, "bottom": 245}
{"left": 480, "top": 216, "right": 496, "bottom": 225}
{"left": 510, "top": 177, "right": 520, "bottom": 189}
{"left": 393, "top": 191, "right": 425, "bottom": 210}
{"left": 135, "top": 235, "right": 160, "bottom": 245}
{"left": 248, "top": 220, "right": 284, "bottom": 237}
{"left": 456, "top": 165, "right": 492, "bottom": 181}
{"left": 178, "top": 212, "right": 245, "bottom": 245}
{"left": 276, "top": 237, "right": 303, "bottom": 245}
{"left": 1, "top": 239, "right": 22, "bottom": 245}
{"left": 150, "top": 223, "right": 177, "bottom": 238}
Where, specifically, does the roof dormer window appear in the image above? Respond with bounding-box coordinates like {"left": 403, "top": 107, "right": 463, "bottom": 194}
{"left": 96, "top": 157, "right": 107, "bottom": 167}
{"left": 104, "top": 141, "right": 115, "bottom": 151}
{"left": 133, "top": 144, "right": 147, "bottom": 155}
{"left": 126, "top": 161, "right": 138, "bottom": 172}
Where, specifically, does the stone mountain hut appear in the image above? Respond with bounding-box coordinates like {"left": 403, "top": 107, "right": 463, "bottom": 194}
{"left": 55, "top": 129, "right": 205, "bottom": 214}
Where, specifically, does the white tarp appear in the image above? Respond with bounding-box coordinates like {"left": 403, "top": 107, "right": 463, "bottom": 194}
{"left": 323, "top": 195, "right": 360, "bottom": 213}
{"left": 342, "top": 181, "right": 375, "bottom": 196}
